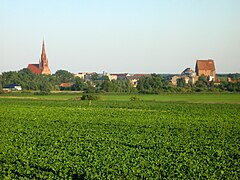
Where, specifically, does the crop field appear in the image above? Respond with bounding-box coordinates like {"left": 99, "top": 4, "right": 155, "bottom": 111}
{"left": 1, "top": 92, "right": 240, "bottom": 103}
{"left": 0, "top": 95, "right": 240, "bottom": 179}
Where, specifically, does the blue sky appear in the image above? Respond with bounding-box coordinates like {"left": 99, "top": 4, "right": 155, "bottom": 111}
{"left": 1, "top": 0, "right": 240, "bottom": 73}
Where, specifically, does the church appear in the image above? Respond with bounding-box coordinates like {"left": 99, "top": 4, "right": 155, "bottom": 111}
{"left": 27, "top": 41, "right": 51, "bottom": 75}
{"left": 195, "top": 59, "right": 216, "bottom": 81}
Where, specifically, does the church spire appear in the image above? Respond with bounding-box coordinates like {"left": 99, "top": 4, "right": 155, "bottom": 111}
{"left": 27, "top": 40, "right": 51, "bottom": 75}
{"left": 38, "top": 40, "right": 51, "bottom": 74}
{"left": 42, "top": 39, "right": 46, "bottom": 56}
{"left": 40, "top": 40, "right": 47, "bottom": 66}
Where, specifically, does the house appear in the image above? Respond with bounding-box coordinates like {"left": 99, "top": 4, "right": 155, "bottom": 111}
{"left": 180, "top": 68, "right": 198, "bottom": 84}
{"left": 195, "top": 59, "right": 216, "bottom": 81}
{"left": 59, "top": 83, "right": 74, "bottom": 90}
{"left": 107, "top": 74, "right": 118, "bottom": 81}
{"left": 189, "top": 76, "right": 199, "bottom": 84}
{"left": 133, "top": 74, "right": 151, "bottom": 78}
{"left": 111, "top": 73, "right": 131, "bottom": 80}
{"left": 170, "top": 76, "right": 181, "bottom": 86}
{"left": 170, "top": 74, "right": 198, "bottom": 86}
{"left": 181, "top": 68, "right": 196, "bottom": 77}
{"left": 127, "top": 77, "right": 138, "bottom": 87}
{"left": 214, "top": 79, "right": 221, "bottom": 86}
{"left": 75, "top": 73, "right": 85, "bottom": 79}
{"left": 3, "top": 84, "right": 22, "bottom": 91}
{"left": 227, "top": 77, "right": 240, "bottom": 83}
{"left": 85, "top": 72, "right": 98, "bottom": 80}
{"left": 127, "top": 74, "right": 150, "bottom": 87}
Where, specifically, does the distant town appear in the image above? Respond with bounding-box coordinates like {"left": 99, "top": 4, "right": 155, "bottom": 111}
{"left": 1, "top": 41, "right": 240, "bottom": 93}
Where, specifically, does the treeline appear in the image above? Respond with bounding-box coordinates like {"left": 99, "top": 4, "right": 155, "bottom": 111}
{"left": 138, "top": 74, "right": 240, "bottom": 93}
{"left": 0, "top": 69, "right": 136, "bottom": 93}
{"left": 0, "top": 69, "right": 85, "bottom": 92}
{"left": 0, "top": 69, "right": 240, "bottom": 93}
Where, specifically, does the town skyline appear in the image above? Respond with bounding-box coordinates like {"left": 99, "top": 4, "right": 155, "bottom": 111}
{"left": 1, "top": 39, "right": 238, "bottom": 75}
{"left": 1, "top": 0, "right": 240, "bottom": 74}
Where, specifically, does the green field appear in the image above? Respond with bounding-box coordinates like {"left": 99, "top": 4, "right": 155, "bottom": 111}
{"left": 0, "top": 94, "right": 240, "bottom": 179}
{"left": 1, "top": 92, "right": 240, "bottom": 103}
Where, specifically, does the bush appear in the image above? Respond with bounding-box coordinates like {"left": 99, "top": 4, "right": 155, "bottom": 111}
{"left": 34, "top": 91, "right": 49, "bottom": 96}
{"left": 81, "top": 94, "right": 101, "bottom": 100}
{"left": 130, "top": 96, "right": 140, "bottom": 101}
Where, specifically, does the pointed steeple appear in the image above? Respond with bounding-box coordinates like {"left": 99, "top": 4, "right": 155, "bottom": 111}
{"left": 28, "top": 40, "right": 51, "bottom": 75}
{"left": 41, "top": 40, "right": 46, "bottom": 59}
{"left": 38, "top": 39, "right": 51, "bottom": 75}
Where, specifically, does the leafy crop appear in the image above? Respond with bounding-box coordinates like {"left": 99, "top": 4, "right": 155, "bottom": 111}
{"left": 0, "top": 98, "right": 240, "bottom": 179}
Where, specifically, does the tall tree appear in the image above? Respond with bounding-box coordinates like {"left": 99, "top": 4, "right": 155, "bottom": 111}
{"left": 54, "top": 70, "right": 74, "bottom": 84}
{"left": 71, "top": 77, "right": 88, "bottom": 91}
{"left": 137, "top": 74, "right": 164, "bottom": 94}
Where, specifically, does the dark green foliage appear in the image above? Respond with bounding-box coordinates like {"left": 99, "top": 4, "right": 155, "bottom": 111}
{"left": 81, "top": 94, "right": 101, "bottom": 100}
{"left": 39, "top": 81, "right": 52, "bottom": 93}
{"left": 177, "top": 77, "right": 186, "bottom": 87}
{"left": 196, "top": 75, "right": 208, "bottom": 89}
{"left": 53, "top": 70, "right": 75, "bottom": 84}
{"left": 100, "top": 79, "right": 136, "bottom": 93}
{"left": 130, "top": 96, "right": 140, "bottom": 101}
{"left": 1, "top": 69, "right": 240, "bottom": 93}
{"left": 226, "top": 82, "right": 240, "bottom": 92}
{"left": 136, "top": 74, "right": 173, "bottom": 94}
{"left": 71, "top": 77, "right": 87, "bottom": 91}
{"left": 1, "top": 68, "right": 53, "bottom": 91}
{"left": 218, "top": 73, "right": 240, "bottom": 80}
{"left": 85, "top": 85, "right": 96, "bottom": 93}
{"left": 34, "top": 91, "right": 50, "bottom": 95}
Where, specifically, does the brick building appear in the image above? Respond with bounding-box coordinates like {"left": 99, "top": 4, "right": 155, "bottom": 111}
{"left": 28, "top": 40, "right": 51, "bottom": 75}
{"left": 195, "top": 59, "right": 216, "bottom": 81}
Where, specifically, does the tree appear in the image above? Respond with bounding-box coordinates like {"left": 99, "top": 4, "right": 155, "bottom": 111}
{"left": 196, "top": 76, "right": 208, "bottom": 88}
{"left": 54, "top": 70, "right": 74, "bottom": 84}
{"left": 137, "top": 74, "right": 164, "bottom": 94}
{"left": 101, "top": 80, "right": 113, "bottom": 92}
{"left": 2, "top": 71, "right": 20, "bottom": 86}
{"left": 177, "top": 78, "right": 186, "bottom": 88}
{"left": 38, "top": 77, "right": 52, "bottom": 92}
{"left": 71, "top": 77, "right": 88, "bottom": 91}
{"left": 226, "top": 82, "right": 240, "bottom": 92}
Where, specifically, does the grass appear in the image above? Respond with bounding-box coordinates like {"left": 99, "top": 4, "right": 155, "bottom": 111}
{"left": 103, "top": 93, "right": 240, "bottom": 103}
{"left": 1, "top": 92, "right": 240, "bottom": 103}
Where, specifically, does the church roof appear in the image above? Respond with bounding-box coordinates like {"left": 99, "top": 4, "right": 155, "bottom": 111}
{"left": 27, "top": 40, "right": 51, "bottom": 75}
{"left": 196, "top": 60, "right": 215, "bottom": 71}
{"left": 27, "top": 64, "right": 42, "bottom": 74}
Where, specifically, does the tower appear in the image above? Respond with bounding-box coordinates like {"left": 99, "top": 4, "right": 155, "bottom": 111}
{"left": 195, "top": 59, "right": 216, "bottom": 81}
{"left": 39, "top": 40, "right": 51, "bottom": 75}
{"left": 27, "top": 40, "right": 52, "bottom": 75}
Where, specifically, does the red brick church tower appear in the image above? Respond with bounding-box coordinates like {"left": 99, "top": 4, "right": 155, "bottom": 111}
{"left": 27, "top": 40, "right": 51, "bottom": 75}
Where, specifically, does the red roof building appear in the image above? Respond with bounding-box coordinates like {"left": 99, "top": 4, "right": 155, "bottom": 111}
{"left": 195, "top": 59, "right": 216, "bottom": 81}
{"left": 27, "top": 40, "right": 51, "bottom": 75}
{"left": 59, "top": 83, "right": 74, "bottom": 87}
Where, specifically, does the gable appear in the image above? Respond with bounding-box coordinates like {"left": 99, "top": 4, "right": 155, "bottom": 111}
{"left": 196, "top": 60, "right": 215, "bottom": 71}
{"left": 28, "top": 64, "right": 42, "bottom": 74}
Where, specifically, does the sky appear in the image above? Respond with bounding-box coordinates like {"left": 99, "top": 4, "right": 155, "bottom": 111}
{"left": 1, "top": 0, "right": 240, "bottom": 74}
